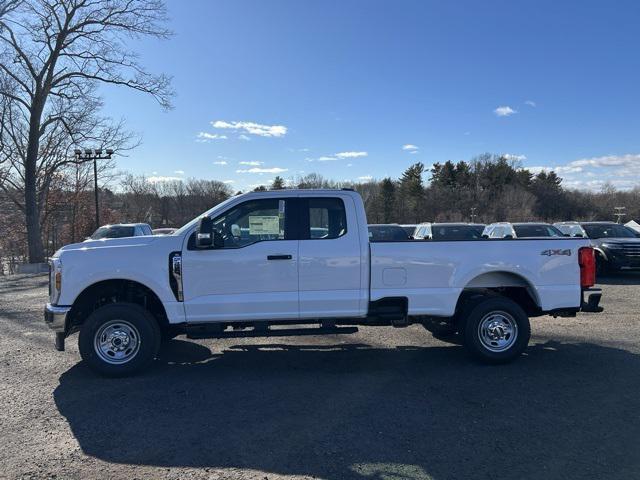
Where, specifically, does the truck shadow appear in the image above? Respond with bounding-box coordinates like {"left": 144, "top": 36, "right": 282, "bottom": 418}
{"left": 54, "top": 339, "right": 640, "bottom": 480}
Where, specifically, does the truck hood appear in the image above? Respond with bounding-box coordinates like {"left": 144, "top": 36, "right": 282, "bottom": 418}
{"left": 591, "top": 238, "right": 640, "bottom": 247}
{"left": 53, "top": 235, "right": 183, "bottom": 257}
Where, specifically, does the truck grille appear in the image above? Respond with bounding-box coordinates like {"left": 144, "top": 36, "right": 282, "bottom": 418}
{"left": 619, "top": 244, "right": 640, "bottom": 257}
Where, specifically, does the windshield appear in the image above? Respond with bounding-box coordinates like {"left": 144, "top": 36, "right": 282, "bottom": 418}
{"left": 583, "top": 224, "right": 636, "bottom": 239}
{"left": 401, "top": 226, "right": 416, "bottom": 237}
{"left": 513, "top": 224, "right": 563, "bottom": 238}
{"left": 91, "top": 226, "right": 135, "bottom": 239}
{"left": 432, "top": 225, "right": 483, "bottom": 241}
{"left": 173, "top": 195, "right": 238, "bottom": 236}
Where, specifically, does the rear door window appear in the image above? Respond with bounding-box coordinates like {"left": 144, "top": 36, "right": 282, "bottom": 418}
{"left": 301, "top": 198, "right": 347, "bottom": 240}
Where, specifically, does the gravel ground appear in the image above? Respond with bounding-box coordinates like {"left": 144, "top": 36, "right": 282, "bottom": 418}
{"left": 1, "top": 273, "right": 639, "bottom": 480}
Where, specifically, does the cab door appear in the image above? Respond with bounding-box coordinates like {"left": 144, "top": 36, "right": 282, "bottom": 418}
{"left": 181, "top": 197, "right": 299, "bottom": 323}
{"left": 297, "top": 195, "right": 365, "bottom": 319}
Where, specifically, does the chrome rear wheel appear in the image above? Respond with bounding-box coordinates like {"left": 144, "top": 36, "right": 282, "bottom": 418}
{"left": 477, "top": 311, "right": 518, "bottom": 353}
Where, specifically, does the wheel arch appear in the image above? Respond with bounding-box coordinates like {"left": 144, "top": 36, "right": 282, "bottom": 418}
{"left": 66, "top": 279, "right": 169, "bottom": 335}
{"left": 457, "top": 271, "right": 541, "bottom": 317}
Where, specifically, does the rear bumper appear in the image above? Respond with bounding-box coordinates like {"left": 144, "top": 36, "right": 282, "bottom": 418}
{"left": 44, "top": 303, "right": 70, "bottom": 333}
{"left": 581, "top": 288, "right": 603, "bottom": 313}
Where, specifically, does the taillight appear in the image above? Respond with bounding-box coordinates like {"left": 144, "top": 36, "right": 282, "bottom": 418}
{"left": 579, "top": 247, "right": 596, "bottom": 288}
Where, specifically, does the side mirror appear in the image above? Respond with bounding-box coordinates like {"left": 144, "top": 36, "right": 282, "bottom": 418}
{"left": 195, "top": 217, "right": 213, "bottom": 248}
{"left": 574, "top": 233, "right": 584, "bottom": 238}
{"left": 563, "top": 233, "right": 571, "bottom": 237}
{"left": 504, "top": 234, "right": 514, "bottom": 239}
{"left": 195, "top": 217, "right": 224, "bottom": 249}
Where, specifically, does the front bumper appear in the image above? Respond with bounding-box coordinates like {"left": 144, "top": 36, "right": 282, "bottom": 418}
{"left": 581, "top": 288, "right": 603, "bottom": 313}
{"left": 44, "top": 303, "right": 70, "bottom": 333}
{"left": 603, "top": 250, "right": 640, "bottom": 270}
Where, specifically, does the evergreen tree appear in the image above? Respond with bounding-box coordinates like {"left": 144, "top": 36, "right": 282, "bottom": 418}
{"left": 271, "top": 176, "right": 285, "bottom": 190}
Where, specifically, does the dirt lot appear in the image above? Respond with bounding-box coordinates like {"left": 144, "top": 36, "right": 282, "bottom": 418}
{"left": 1, "top": 274, "right": 639, "bottom": 480}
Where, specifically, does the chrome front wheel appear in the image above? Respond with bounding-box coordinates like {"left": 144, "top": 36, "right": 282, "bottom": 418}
{"left": 94, "top": 319, "right": 141, "bottom": 364}
{"left": 79, "top": 303, "right": 161, "bottom": 376}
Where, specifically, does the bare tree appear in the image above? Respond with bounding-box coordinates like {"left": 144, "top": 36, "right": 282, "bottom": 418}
{"left": 0, "top": 0, "right": 172, "bottom": 262}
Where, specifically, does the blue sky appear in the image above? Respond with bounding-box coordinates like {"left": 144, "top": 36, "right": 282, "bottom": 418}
{"left": 100, "top": 0, "right": 640, "bottom": 191}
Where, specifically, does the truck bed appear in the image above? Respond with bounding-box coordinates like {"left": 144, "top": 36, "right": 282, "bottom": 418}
{"left": 370, "top": 238, "right": 589, "bottom": 316}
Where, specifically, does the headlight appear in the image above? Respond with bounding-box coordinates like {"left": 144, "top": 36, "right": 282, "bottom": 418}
{"left": 49, "top": 258, "right": 62, "bottom": 304}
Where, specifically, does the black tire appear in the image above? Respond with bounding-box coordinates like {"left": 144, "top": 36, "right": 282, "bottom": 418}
{"left": 460, "top": 296, "right": 530, "bottom": 364}
{"left": 78, "top": 303, "right": 161, "bottom": 377}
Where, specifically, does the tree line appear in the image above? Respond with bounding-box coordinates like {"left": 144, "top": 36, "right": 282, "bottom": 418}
{"left": 3, "top": 153, "right": 638, "bottom": 273}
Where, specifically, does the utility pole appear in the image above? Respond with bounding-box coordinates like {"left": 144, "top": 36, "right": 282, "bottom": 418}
{"left": 470, "top": 207, "right": 477, "bottom": 223}
{"left": 614, "top": 206, "right": 626, "bottom": 224}
{"left": 74, "top": 148, "right": 114, "bottom": 230}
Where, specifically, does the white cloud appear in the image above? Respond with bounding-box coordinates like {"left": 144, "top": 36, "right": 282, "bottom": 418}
{"left": 197, "top": 132, "right": 227, "bottom": 142}
{"left": 336, "top": 151, "right": 368, "bottom": 159}
{"left": 223, "top": 180, "right": 235, "bottom": 184}
{"left": 357, "top": 175, "right": 373, "bottom": 182}
{"left": 402, "top": 144, "right": 419, "bottom": 151}
{"left": 526, "top": 153, "right": 640, "bottom": 191}
{"left": 503, "top": 153, "right": 527, "bottom": 162}
{"left": 174, "top": 170, "right": 185, "bottom": 175}
{"left": 525, "top": 100, "right": 536, "bottom": 107}
{"left": 569, "top": 153, "right": 640, "bottom": 169}
{"left": 238, "top": 161, "right": 263, "bottom": 166}
{"left": 147, "top": 176, "right": 183, "bottom": 183}
{"left": 248, "top": 181, "right": 273, "bottom": 189}
{"left": 236, "top": 167, "right": 288, "bottom": 174}
{"left": 238, "top": 134, "right": 251, "bottom": 141}
{"left": 494, "top": 106, "right": 517, "bottom": 117}
{"left": 347, "top": 163, "right": 353, "bottom": 167}
{"left": 212, "top": 120, "right": 287, "bottom": 138}
{"left": 318, "top": 156, "right": 337, "bottom": 161}
{"left": 213, "top": 160, "right": 228, "bottom": 165}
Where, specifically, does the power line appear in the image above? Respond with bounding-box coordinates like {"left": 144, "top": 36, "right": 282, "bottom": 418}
{"left": 614, "top": 206, "right": 626, "bottom": 224}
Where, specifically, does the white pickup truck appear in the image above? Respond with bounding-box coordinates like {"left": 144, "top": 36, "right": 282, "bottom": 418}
{"left": 44, "top": 189, "right": 602, "bottom": 376}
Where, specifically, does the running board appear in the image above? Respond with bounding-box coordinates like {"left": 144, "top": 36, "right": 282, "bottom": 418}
{"left": 185, "top": 324, "right": 359, "bottom": 339}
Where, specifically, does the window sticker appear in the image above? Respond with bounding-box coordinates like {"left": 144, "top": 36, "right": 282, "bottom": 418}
{"left": 249, "top": 215, "right": 280, "bottom": 235}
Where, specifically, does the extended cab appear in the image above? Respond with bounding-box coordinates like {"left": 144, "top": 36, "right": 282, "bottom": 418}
{"left": 44, "top": 190, "right": 602, "bottom": 376}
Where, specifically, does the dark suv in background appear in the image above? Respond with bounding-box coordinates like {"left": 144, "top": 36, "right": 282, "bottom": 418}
{"left": 555, "top": 221, "right": 640, "bottom": 273}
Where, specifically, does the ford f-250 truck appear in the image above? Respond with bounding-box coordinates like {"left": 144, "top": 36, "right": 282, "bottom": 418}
{"left": 44, "top": 189, "right": 602, "bottom": 376}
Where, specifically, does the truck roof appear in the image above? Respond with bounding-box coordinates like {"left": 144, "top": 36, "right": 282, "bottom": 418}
{"left": 246, "top": 188, "right": 356, "bottom": 196}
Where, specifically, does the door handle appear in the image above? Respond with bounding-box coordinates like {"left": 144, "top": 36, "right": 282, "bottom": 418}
{"left": 267, "top": 254, "right": 292, "bottom": 260}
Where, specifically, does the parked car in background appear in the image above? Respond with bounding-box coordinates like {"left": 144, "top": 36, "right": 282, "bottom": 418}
{"left": 624, "top": 225, "right": 640, "bottom": 238}
{"left": 414, "top": 223, "right": 485, "bottom": 240}
{"left": 87, "top": 223, "right": 153, "bottom": 241}
{"left": 625, "top": 220, "right": 640, "bottom": 234}
{"left": 413, "top": 222, "right": 433, "bottom": 240}
{"left": 368, "top": 224, "right": 410, "bottom": 242}
{"left": 483, "top": 222, "right": 564, "bottom": 239}
{"left": 431, "top": 223, "right": 485, "bottom": 241}
{"left": 555, "top": 221, "right": 640, "bottom": 272}
{"left": 152, "top": 228, "right": 177, "bottom": 236}
{"left": 400, "top": 224, "right": 417, "bottom": 238}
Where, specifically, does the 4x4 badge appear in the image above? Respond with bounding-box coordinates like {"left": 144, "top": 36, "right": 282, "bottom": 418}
{"left": 540, "top": 249, "right": 572, "bottom": 256}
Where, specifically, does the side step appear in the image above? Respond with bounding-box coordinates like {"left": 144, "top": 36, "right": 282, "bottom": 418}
{"left": 186, "top": 324, "right": 359, "bottom": 340}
